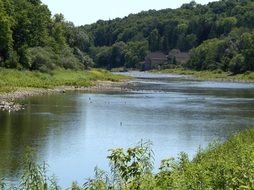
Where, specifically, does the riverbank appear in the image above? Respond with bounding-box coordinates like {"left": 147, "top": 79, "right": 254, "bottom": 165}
{"left": 85, "top": 128, "right": 254, "bottom": 190}
{"left": 2, "top": 128, "right": 254, "bottom": 189}
{"left": 155, "top": 68, "right": 254, "bottom": 83}
{"left": 0, "top": 68, "right": 130, "bottom": 111}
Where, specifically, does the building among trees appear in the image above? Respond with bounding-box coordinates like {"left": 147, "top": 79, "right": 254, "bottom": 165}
{"left": 144, "top": 52, "right": 168, "bottom": 70}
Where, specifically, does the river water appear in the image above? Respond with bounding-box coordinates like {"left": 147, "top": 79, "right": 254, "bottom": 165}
{"left": 1, "top": 72, "right": 254, "bottom": 188}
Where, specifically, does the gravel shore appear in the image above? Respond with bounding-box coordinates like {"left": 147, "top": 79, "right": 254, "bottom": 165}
{"left": 0, "top": 81, "right": 130, "bottom": 112}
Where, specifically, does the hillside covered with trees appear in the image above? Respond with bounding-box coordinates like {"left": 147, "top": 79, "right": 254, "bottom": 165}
{"left": 80, "top": 0, "right": 254, "bottom": 74}
{"left": 0, "top": 0, "right": 254, "bottom": 74}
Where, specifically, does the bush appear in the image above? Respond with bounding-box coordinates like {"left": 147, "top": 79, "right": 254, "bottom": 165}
{"left": 18, "top": 45, "right": 31, "bottom": 69}
{"left": 4, "top": 50, "right": 19, "bottom": 68}
{"left": 28, "top": 47, "right": 57, "bottom": 73}
{"left": 73, "top": 48, "right": 95, "bottom": 69}
{"left": 229, "top": 54, "right": 245, "bottom": 74}
{"left": 60, "top": 47, "right": 83, "bottom": 70}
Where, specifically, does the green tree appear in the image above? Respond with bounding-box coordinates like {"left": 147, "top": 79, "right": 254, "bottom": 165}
{"left": 50, "top": 14, "right": 67, "bottom": 51}
{"left": 240, "top": 33, "right": 254, "bottom": 71}
{"left": 66, "top": 23, "right": 92, "bottom": 52}
{"left": 124, "top": 40, "right": 149, "bottom": 68}
{"left": 217, "top": 17, "right": 238, "bottom": 35}
{"left": 188, "top": 38, "right": 225, "bottom": 70}
{"left": 0, "top": 0, "right": 13, "bottom": 62}
{"left": 148, "top": 29, "right": 160, "bottom": 51}
{"left": 110, "top": 41, "right": 126, "bottom": 68}
{"left": 229, "top": 54, "right": 245, "bottom": 74}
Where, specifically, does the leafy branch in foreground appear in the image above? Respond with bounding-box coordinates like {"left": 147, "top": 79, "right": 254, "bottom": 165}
{"left": 107, "top": 140, "right": 154, "bottom": 188}
{"left": 19, "top": 148, "right": 60, "bottom": 190}
{"left": 84, "top": 141, "right": 154, "bottom": 190}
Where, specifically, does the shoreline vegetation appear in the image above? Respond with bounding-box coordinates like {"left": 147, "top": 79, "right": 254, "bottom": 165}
{"left": 0, "top": 68, "right": 130, "bottom": 111}
{"left": 1, "top": 129, "right": 254, "bottom": 190}
{"left": 1, "top": 67, "right": 254, "bottom": 111}
{"left": 154, "top": 68, "right": 254, "bottom": 83}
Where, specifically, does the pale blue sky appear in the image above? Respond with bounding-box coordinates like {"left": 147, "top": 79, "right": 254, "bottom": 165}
{"left": 41, "top": 0, "right": 216, "bottom": 26}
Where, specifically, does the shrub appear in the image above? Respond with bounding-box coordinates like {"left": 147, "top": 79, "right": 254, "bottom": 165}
{"left": 20, "top": 148, "right": 60, "bottom": 190}
{"left": 4, "top": 50, "right": 19, "bottom": 68}
{"left": 73, "top": 48, "right": 95, "bottom": 69}
{"left": 60, "top": 47, "right": 83, "bottom": 70}
{"left": 107, "top": 141, "right": 154, "bottom": 188}
{"left": 229, "top": 53, "right": 246, "bottom": 74}
{"left": 28, "top": 47, "right": 57, "bottom": 73}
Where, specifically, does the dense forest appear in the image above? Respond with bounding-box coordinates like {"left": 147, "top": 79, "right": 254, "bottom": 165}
{"left": 82, "top": 0, "right": 254, "bottom": 73}
{"left": 0, "top": 0, "right": 94, "bottom": 72}
{"left": 0, "top": 0, "right": 254, "bottom": 74}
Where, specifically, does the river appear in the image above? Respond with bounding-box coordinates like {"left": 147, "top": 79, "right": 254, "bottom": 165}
{"left": 1, "top": 72, "right": 254, "bottom": 188}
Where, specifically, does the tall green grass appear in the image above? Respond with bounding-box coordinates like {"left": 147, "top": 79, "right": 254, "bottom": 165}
{"left": 0, "top": 68, "right": 129, "bottom": 94}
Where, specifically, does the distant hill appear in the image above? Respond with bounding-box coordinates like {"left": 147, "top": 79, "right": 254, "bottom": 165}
{"left": 80, "top": 0, "right": 254, "bottom": 74}
{"left": 0, "top": 0, "right": 253, "bottom": 74}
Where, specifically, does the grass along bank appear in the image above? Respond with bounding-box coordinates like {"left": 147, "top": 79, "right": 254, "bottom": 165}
{"left": 155, "top": 68, "right": 254, "bottom": 82}
{"left": 0, "top": 68, "right": 129, "bottom": 94}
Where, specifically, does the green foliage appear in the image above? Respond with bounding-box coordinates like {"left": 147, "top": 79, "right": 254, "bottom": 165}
{"left": 229, "top": 53, "right": 245, "bottom": 74}
{"left": 188, "top": 38, "right": 225, "bottom": 71}
{"left": 110, "top": 42, "right": 127, "bottom": 69}
{"left": 155, "top": 130, "right": 254, "bottom": 190}
{"left": 66, "top": 23, "right": 92, "bottom": 52}
{"left": 11, "top": 148, "right": 61, "bottom": 190}
{"left": 82, "top": 130, "right": 254, "bottom": 190}
{"left": 1, "top": 0, "right": 254, "bottom": 72}
{"left": 148, "top": 29, "right": 159, "bottom": 51}
{"left": 20, "top": 148, "right": 49, "bottom": 190}
{"left": 28, "top": 47, "right": 57, "bottom": 72}
{"left": 217, "top": 17, "right": 238, "bottom": 34}
{"left": 50, "top": 14, "right": 67, "bottom": 51}
{"left": 0, "top": 0, "right": 13, "bottom": 61}
{"left": 90, "top": 40, "right": 148, "bottom": 69}
{"left": 0, "top": 68, "right": 129, "bottom": 93}
{"left": 83, "top": 167, "right": 110, "bottom": 190}
{"left": 4, "top": 50, "right": 19, "bottom": 68}
{"left": 108, "top": 141, "right": 154, "bottom": 187}
{"left": 1, "top": 130, "right": 254, "bottom": 189}
{"left": 74, "top": 48, "right": 95, "bottom": 69}
{"left": 75, "top": 0, "right": 254, "bottom": 72}
{"left": 0, "top": 0, "right": 95, "bottom": 71}
{"left": 124, "top": 41, "right": 149, "bottom": 68}
{"left": 60, "top": 47, "right": 83, "bottom": 70}
{"left": 188, "top": 30, "right": 254, "bottom": 74}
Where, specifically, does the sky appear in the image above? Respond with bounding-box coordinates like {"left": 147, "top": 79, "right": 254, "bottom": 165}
{"left": 41, "top": 0, "right": 215, "bottom": 26}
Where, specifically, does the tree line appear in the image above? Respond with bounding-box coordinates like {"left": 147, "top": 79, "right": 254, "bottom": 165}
{"left": 0, "top": 0, "right": 253, "bottom": 74}
{"left": 0, "top": 0, "right": 94, "bottom": 73}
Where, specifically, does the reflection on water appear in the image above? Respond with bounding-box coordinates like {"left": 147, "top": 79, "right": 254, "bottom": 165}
{"left": 1, "top": 72, "right": 254, "bottom": 188}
